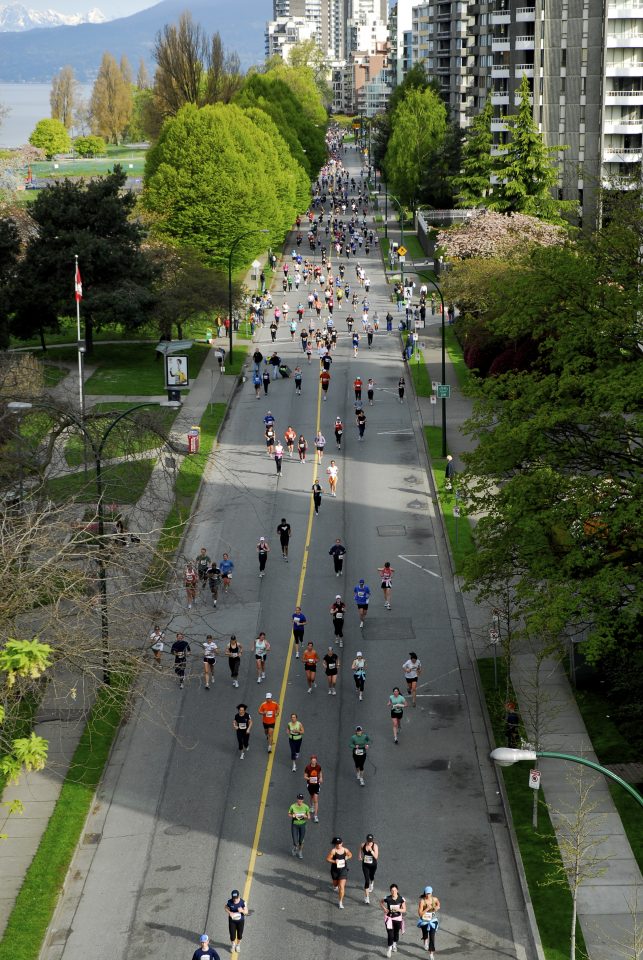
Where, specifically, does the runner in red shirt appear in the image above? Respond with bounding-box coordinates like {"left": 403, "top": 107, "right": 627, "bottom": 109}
{"left": 320, "top": 369, "right": 331, "bottom": 401}
{"left": 302, "top": 641, "right": 319, "bottom": 694}
{"left": 304, "top": 755, "right": 323, "bottom": 822}
{"left": 258, "top": 694, "right": 280, "bottom": 753}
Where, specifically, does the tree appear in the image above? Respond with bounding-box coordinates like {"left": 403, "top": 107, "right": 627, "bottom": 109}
{"left": 28, "top": 118, "right": 71, "bottom": 160}
{"left": 90, "top": 52, "right": 133, "bottom": 144}
{"left": 12, "top": 168, "right": 158, "bottom": 353}
{"left": 150, "top": 245, "right": 232, "bottom": 340}
{"left": 453, "top": 95, "right": 494, "bottom": 207}
{"left": 73, "top": 99, "right": 91, "bottom": 136}
{"left": 491, "top": 75, "right": 574, "bottom": 222}
{"left": 422, "top": 118, "right": 463, "bottom": 209}
{"left": 437, "top": 209, "right": 566, "bottom": 260}
{"left": 49, "top": 65, "right": 76, "bottom": 131}
{"left": 136, "top": 58, "right": 150, "bottom": 90}
{"left": 73, "top": 135, "right": 106, "bottom": 158}
{"left": 0, "top": 217, "right": 20, "bottom": 349}
{"left": 372, "top": 64, "right": 435, "bottom": 173}
{"left": 284, "top": 38, "right": 331, "bottom": 107}
{"left": 383, "top": 87, "right": 447, "bottom": 211}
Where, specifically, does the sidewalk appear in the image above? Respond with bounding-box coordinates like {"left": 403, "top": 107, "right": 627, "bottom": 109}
{"left": 404, "top": 243, "right": 643, "bottom": 959}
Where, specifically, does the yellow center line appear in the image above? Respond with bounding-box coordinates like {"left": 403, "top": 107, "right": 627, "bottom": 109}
{"left": 242, "top": 368, "right": 323, "bottom": 903}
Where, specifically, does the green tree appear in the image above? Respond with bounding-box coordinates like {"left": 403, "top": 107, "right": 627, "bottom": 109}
{"left": 281, "top": 39, "right": 331, "bottom": 108}
{"left": 150, "top": 245, "right": 232, "bottom": 339}
{"left": 372, "top": 64, "right": 435, "bottom": 173}
{"left": 0, "top": 217, "right": 20, "bottom": 349}
{"left": 490, "top": 75, "right": 573, "bottom": 222}
{"left": 28, "top": 118, "right": 71, "bottom": 160}
{"left": 384, "top": 86, "right": 447, "bottom": 210}
{"left": 73, "top": 135, "right": 106, "bottom": 157}
{"left": 423, "top": 118, "right": 463, "bottom": 209}
{"left": 49, "top": 65, "right": 76, "bottom": 130}
{"left": 263, "top": 62, "right": 327, "bottom": 126}
{"left": 12, "top": 168, "right": 157, "bottom": 354}
{"left": 90, "top": 52, "right": 133, "bottom": 143}
{"left": 453, "top": 95, "right": 494, "bottom": 207}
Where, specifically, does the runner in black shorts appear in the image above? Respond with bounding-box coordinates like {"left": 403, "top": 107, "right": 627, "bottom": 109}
{"left": 359, "top": 833, "right": 379, "bottom": 903}
{"left": 330, "top": 595, "right": 346, "bottom": 646}
{"left": 233, "top": 704, "right": 252, "bottom": 759}
{"left": 326, "top": 837, "right": 353, "bottom": 909}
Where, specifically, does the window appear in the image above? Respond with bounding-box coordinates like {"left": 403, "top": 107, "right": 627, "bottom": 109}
{"left": 562, "top": 49, "right": 566, "bottom": 67}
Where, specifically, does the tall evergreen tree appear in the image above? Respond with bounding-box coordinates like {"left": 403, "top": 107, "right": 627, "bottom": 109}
{"left": 452, "top": 95, "right": 493, "bottom": 207}
{"left": 384, "top": 86, "right": 447, "bottom": 211}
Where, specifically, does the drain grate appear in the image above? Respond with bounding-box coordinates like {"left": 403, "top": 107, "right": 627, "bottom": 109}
{"left": 377, "top": 524, "right": 406, "bottom": 536}
{"left": 489, "top": 812, "right": 505, "bottom": 824}
{"left": 83, "top": 832, "right": 102, "bottom": 844}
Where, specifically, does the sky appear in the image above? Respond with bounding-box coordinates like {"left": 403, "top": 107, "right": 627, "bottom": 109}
{"left": 12, "top": 0, "right": 154, "bottom": 16}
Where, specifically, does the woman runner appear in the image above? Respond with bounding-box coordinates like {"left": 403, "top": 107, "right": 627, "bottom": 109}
{"left": 184, "top": 562, "right": 198, "bottom": 609}
{"left": 225, "top": 890, "right": 248, "bottom": 954}
{"left": 330, "top": 595, "right": 346, "bottom": 647}
{"left": 284, "top": 425, "right": 297, "bottom": 457}
{"left": 304, "top": 756, "right": 323, "bottom": 822}
{"left": 323, "top": 645, "right": 339, "bottom": 694}
{"left": 381, "top": 883, "right": 407, "bottom": 957}
{"left": 254, "top": 631, "right": 270, "bottom": 683}
{"left": 352, "top": 652, "right": 367, "bottom": 701}
{"left": 417, "top": 885, "right": 441, "bottom": 956}
{"left": 378, "top": 561, "right": 394, "bottom": 609}
{"left": 312, "top": 481, "right": 323, "bottom": 516}
{"left": 359, "top": 833, "right": 379, "bottom": 903}
{"left": 326, "top": 460, "right": 338, "bottom": 497}
{"left": 298, "top": 434, "right": 308, "bottom": 463}
{"left": 302, "top": 641, "right": 319, "bottom": 693}
{"left": 287, "top": 713, "right": 305, "bottom": 771}
{"left": 402, "top": 652, "right": 422, "bottom": 706}
{"left": 398, "top": 376, "right": 405, "bottom": 402}
{"left": 225, "top": 634, "right": 243, "bottom": 688}
{"left": 334, "top": 417, "right": 343, "bottom": 449}
{"left": 388, "top": 687, "right": 407, "bottom": 744}
{"left": 314, "top": 432, "right": 326, "bottom": 463}
{"left": 233, "top": 704, "right": 252, "bottom": 759}
{"left": 202, "top": 635, "right": 218, "bottom": 690}
{"left": 326, "top": 837, "right": 353, "bottom": 909}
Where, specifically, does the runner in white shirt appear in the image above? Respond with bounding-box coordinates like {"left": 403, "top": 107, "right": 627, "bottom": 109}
{"left": 202, "top": 635, "right": 218, "bottom": 690}
{"left": 402, "top": 652, "right": 422, "bottom": 707}
{"left": 149, "top": 625, "right": 164, "bottom": 665}
{"left": 326, "top": 460, "right": 339, "bottom": 497}
{"left": 378, "top": 561, "right": 395, "bottom": 610}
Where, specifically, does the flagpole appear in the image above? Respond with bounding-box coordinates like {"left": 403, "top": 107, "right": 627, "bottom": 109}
{"left": 74, "top": 254, "right": 85, "bottom": 421}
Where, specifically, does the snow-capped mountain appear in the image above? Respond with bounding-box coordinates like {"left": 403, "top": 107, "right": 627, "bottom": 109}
{"left": 0, "top": 3, "right": 107, "bottom": 30}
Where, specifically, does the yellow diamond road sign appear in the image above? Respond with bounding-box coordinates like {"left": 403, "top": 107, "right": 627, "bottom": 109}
{"left": 397, "top": 245, "right": 407, "bottom": 257}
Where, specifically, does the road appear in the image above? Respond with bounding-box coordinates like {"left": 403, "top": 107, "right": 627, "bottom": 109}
{"left": 44, "top": 152, "right": 533, "bottom": 960}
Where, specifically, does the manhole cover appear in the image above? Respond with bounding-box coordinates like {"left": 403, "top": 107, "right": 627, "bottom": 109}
{"left": 361, "top": 617, "right": 415, "bottom": 640}
{"left": 164, "top": 824, "right": 190, "bottom": 836}
{"left": 489, "top": 812, "right": 505, "bottom": 824}
{"left": 377, "top": 525, "right": 406, "bottom": 536}
{"left": 83, "top": 832, "right": 102, "bottom": 844}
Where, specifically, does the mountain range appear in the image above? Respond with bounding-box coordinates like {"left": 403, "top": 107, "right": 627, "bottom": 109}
{"left": 0, "top": 3, "right": 106, "bottom": 30}
{"left": 0, "top": 0, "right": 267, "bottom": 81}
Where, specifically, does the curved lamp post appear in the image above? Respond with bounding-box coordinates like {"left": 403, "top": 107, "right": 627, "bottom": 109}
{"left": 490, "top": 747, "right": 643, "bottom": 808}
{"left": 227, "top": 229, "right": 269, "bottom": 366}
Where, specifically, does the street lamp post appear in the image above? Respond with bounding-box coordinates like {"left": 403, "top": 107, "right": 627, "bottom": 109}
{"left": 490, "top": 748, "right": 643, "bottom": 808}
{"left": 423, "top": 277, "right": 448, "bottom": 458}
{"left": 227, "top": 230, "right": 269, "bottom": 366}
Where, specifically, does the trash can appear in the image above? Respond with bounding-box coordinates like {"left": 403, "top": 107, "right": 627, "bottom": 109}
{"left": 187, "top": 428, "right": 200, "bottom": 454}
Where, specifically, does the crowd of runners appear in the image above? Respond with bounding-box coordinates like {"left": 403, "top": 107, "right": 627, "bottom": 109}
{"left": 153, "top": 127, "right": 440, "bottom": 959}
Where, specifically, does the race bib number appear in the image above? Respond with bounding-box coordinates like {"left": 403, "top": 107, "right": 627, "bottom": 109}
{"left": 335, "top": 857, "right": 346, "bottom": 869}
{"left": 354, "top": 747, "right": 364, "bottom": 756}
{"left": 363, "top": 855, "right": 373, "bottom": 864}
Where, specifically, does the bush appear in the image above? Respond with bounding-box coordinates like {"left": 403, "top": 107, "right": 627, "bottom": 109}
{"left": 28, "top": 118, "right": 71, "bottom": 160}
{"left": 73, "top": 135, "right": 106, "bottom": 158}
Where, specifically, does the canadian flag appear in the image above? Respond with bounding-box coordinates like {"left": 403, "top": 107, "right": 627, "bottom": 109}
{"left": 75, "top": 263, "right": 83, "bottom": 302}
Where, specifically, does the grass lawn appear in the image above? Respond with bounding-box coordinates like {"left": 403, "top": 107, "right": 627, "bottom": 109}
{"left": 407, "top": 347, "right": 431, "bottom": 397}
{"left": 143, "top": 404, "right": 227, "bottom": 590}
{"left": 478, "top": 658, "right": 586, "bottom": 960}
{"left": 225, "top": 344, "right": 249, "bottom": 377}
{"left": 445, "top": 325, "right": 471, "bottom": 391}
{"left": 46, "top": 459, "right": 155, "bottom": 505}
{"left": 0, "top": 675, "right": 129, "bottom": 960}
{"left": 64, "top": 404, "right": 178, "bottom": 467}
{"left": 424, "top": 426, "right": 476, "bottom": 574}
{"left": 30, "top": 145, "right": 147, "bottom": 180}
{"left": 43, "top": 364, "right": 69, "bottom": 387}
{"left": 0, "top": 693, "right": 40, "bottom": 798}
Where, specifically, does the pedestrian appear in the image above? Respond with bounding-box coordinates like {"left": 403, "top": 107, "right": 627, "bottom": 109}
{"left": 196, "top": 547, "right": 211, "bottom": 588}
{"left": 350, "top": 723, "right": 370, "bottom": 783}
{"left": 291, "top": 605, "right": 307, "bottom": 658}
{"left": 402, "top": 652, "right": 422, "bottom": 706}
{"left": 202, "top": 634, "right": 218, "bottom": 690}
{"left": 265, "top": 423, "right": 275, "bottom": 456}
{"left": 277, "top": 517, "right": 291, "bottom": 560}
{"left": 149, "top": 625, "right": 164, "bottom": 665}
{"left": 220, "top": 553, "right": 234, "bottom": 592}
{"left": 417, "top": 886, "right": 441, "bottom": 956}
{"left": 359, "top": 833, "right": 379, "bottom": 903}
{"left": 233, "top": 703, "right": 252, "bottom": 759}
{"left": 287, "top": 712, "right": 305, "bottom": 770}
{"left": 262, "top": 368, "right": 270, "bottom": 395}
{"left": 398, "top": 376, "right": 405, "bottom": 402}
{"left": 284, "top": 426, "right": 297, "bottom": 457}
{"left": 298, "top": 433, "right": 308, "bottom": 463}
{"left": 263, "top": 410, "right": 275, "bottom": 429}
{"left": 334, "top": 416, "right": 343, "bottom": 449}
{"left": 274, "top": 441, "right": 284, "bottom": 476}
{"left": 312, "top": 480, "right": 323, "bottom": 515}
{"left": 294, "top": 366, "right": 303, "bottom": 395}
{"left": 367, "top": 377, "right": 375, "bottom": 404}
{"left": 445, "top": 454, "right": 456, "bottom": 491}
{"left": 192, "top": 933, "right": 220, "bottom": 960}
{"left": 356, "top": 408, "right": 367, "bottom": 441}
{"left": 258, "top": 692, "right": 279, "bottom": 753}
{"left": 326, "top": 837, "right": 353, "bottom": 909}
{"left": 352, "top": 652, "right": 366, "bottom": 701}
{"left": 289, "top": 792, "right": 311, "bottom": 859}
{"left": 304, "top": 755, "right": 323, "bottom": 822}
{"left": 330, "top": 594, "right": 346, "bottom": 646}
{"left": 388, "top": 687, "right": 407, "bottom": 744}
{"left": 381, "top": 883, "right": 407, "bottom": 957}
{"left": 320, "top": 368, "right": 331, "bottom": 400}
{"left": 252, "top": 348, "right": 263, "bottom": 375}
{"left": 302, "top": 641, "right": 319, "bottom": 693}
{"left": 353, "top": 376, "right": 363, "bottom": 401}
{"left": 205, "top": 559, "right": 222, "bottom": 607}
{"left": 354, "top": 578, "right": 370, "bottom": 627}
{"left": 326, "top": 459, "right": 338, "bottom": 497}
{"left": 185, "top": 562, "right": 198, "bottom": 609}
{"left": 225, "top": 634, "right": 243, "bottom": 688}
{"left": 171, "top": 632, "right": 190, "bottom": 690}
{"left": 314, "top": 431, "right": 326, "bottom": 462}
{"left": 254, "top": 631, "right": 270, "bottom": 683}
{"left": 367, "top": 325, "right": 374, "bottom": 349}
{"left": 225, "top": 890, "right": 248, "bottom": 954}
{"left": 329, "top": 538, "right": 346, "bottom": 576}
{"left": 323, "top": 645, "right": 339, "bottom": 694}
{"left": 378, "top": 561, "right": 394, "bottom": 610}
{"left": 269, "top": 351, "right": 281, "bottom": 379}
{"left": 252, "top": 370, "right": 262, "bottom": 397}
{"left": 257, "top": 536, "right": 270, "bottom": 577}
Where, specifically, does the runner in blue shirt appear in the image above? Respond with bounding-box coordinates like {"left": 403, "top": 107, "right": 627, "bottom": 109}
{"left": 354, "top": 579, "right": 371, "bottom": 628}
{"left": 220, "top": 554, "right": 234, "bottom": 593}
{"left": 292, "top": 606, "right": 307, "bottom": 659}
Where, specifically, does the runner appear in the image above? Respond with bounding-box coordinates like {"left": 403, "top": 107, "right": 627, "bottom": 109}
{"left": 288, "top": 793, "right": 311, "bottom": 859}
{"left": 388, "top": 687, "right": 408, "bottom": 744}
{"left": 202, "top": 634, "right": 218, "bottom": 690}
{"left": 274, "top": 441, "right": 284, "bottom": 477}
{"left": 356, "top": 408, "right": 367, "bottom": 441}
{"left": 254, "top": 631, "right": 270, "bottom": 683}
{"left": 320, "top": 367, "right": 331, "bottom": 400}
{"left": 220, "top": 553, "right": 234, "bottom": 592}
{"left": 196, "top": 547, "right": 210, "bottom": 588}
{"left": 257, "top": 536, "right": 270, "bottom": 578}
{"left": 354, "top": 578, "right": 371, "bottom": 627}
{"left": 353, "top": 376, "right": 363, "bottom": 401}
{"left": 378, "top": 561, "right": 395, "bottom": 610}
{"left": 326, "top": 837, "right": 353, "bottom": 909}
{"left": 298, "top": 433, "right": 308, "bottom": 463}
{"left": 352, "top": 331, "right": 360, "bottom": 356}
{"left": 329, "top": 538, "right": 347, "bottom": 576}
{"left": 224, "top": 890, "right": 248, "bottom": 954}
{"left": 359, "top": 833, "right": 379, "bottom": 903}
{"left": 291, "top": 605, "right": 307, "bottom": 658}
{"left": 367, "top": 377, "right": 375, "bottom": 405}
{"left": 323, "top": 645, "right": 339, "bottom": 694}
{"left": 265, "top": 423, "right": 275, "bottom": 456}
{"left": 398, "top": 376, "right": 405, "bottom": 402}
{"left": 350, "top": 724, "right": 370, "bottom": 784}
{"left": 314, "top": 431, "right": 326, "bottom": 463}
{"left": 149, "top": 625, "right": 164, "bottom": 665}
{"left": 206, "top": 559, "right": 222, "bottom": 608}
{"left": 330, "top": 594, "right": 346, "bottom": 646}
{"left": 302, "top": 641, "right": 319, "bottom": 693}
{"left": 258, "top": 692, "right": 279, "bottom": 752}
{"left": 417, "top": 886, "right": 441, "bottom": 956}
{"left": 277, "top": 517, "right": 291, "bottom": 560}
{"left": 334, "top": 416, "right": 344, "bottom": 449}
{"left": 225, "top": 635, "right": 243, "bottom": 688}
{"left": 381, "top": 883, "right": 407, "bottom": 957}
{"left": 171, "top": 632, "right": 190, "bottom": 690}
{"left": 233, "top": 703, "right": 252, "bottom": 759}
{"left": 262, "top": 368, "right": 270, "bottom": 395}
{"left": 312, "top": 480, "right": 323, "bottom": 516}
{"left": 304, "top": 755, "right": 323, "bottom": 822}
{"left": 185, "top": 562, "right": 198, "bottom": 609}
{"left": 402, "top": 652, "right": 422, "bottom": 706}
{"left": 191, "top": 934, "right": 220, "bottom": 960}
{"left": 326, "top": 459, "right": 338, "bottom": 497}
{"left": 352, "top": 652, "right": 367, "bottom": 701}
{"left": 287, "top": 712, "right": 305, "bottom": 771}
{"left": 284, "top": 425, "right": 297, "bottom": 457}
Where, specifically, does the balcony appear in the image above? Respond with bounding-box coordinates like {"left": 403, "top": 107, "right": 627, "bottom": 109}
{"left": 607, "top": 1, "right": 643, "bottom": 15}
{"left": 491, "top": 93, "right": 510, "bottom": 103}
{"left": 603, "top": 144, "right": 643, "bottom": 159}
{"left": 491, "top": 118, "right": 509, "bottom": 130}
{"left": 606, "top": 63, "right": 643, "bottom": 75}
{"left": 515, "top": 63, "right": 535, "bottom": 75}
{"left": 491, "top": 65, "right": 511, "bottom": 76}
{"left": 490, "top": 145, "right": 509, "bottom": 155}
{"left": 516, "top": 6, "right": 536, "bottom": 19}
{"left": 606, "top": 33, "right": 643, "bottom": 45}
{"left": 605, "top": 88, "right": 643, "bottom": 101}
{"left": 515, "top": 34, "right": 536, "bottom": 48}
{"left": 492, "top": 37, "right": 511, "bottom": 50}
{"left": 603, "top": 117, "right": 643, "bottom": 132}
{"left": 491, "top": 11, "right": 511, "bottom": 22}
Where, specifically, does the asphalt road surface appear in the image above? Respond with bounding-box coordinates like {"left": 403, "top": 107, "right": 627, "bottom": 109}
{"left": 45, "top": 161, "right": 532, "bottom": 960}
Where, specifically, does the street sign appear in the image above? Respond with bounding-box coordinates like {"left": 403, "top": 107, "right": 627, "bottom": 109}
{"left": 453, "top": 505, "right": 461, "bottom": 518}
{"left": 431, "top": 381, "right": 438, "bottom": 392}
{"left": 437, "top": 384, "right": 451, "bottom": 399}
{"left": 430, "top": 395, "right": 437, "bottom": 405}
{"left": 529, "top": 769, "right": 541, "bottom": 790}
{"left": 397, "top": 245, "right": 407, "bottom": 257}
{"left": 398, "top": 255, "right": 405, "bottom": 264}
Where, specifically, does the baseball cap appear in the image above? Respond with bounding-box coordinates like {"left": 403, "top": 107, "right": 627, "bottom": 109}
{"left": 336, "top": 594, "right": 341, "bottom": 599}
{"left": 297, "top": 793, "right": 305, "bottom": 800}
{"left": 266, "top": 693, "right": 273, "bottom": 699}
{"left": 356, "top": 651, "right": 363, "bottom": 657}
{"left": 231, "top": 890, "right": 239, "bottom": 898}
{"left": 366, "top": 833, "right": 374, "bottom": 841}
{"left": 359, "top": 578, "right": 365, "bottom": 584}
{"left": 424, "top": 886, "right": 433, "bottom": 895}
{"left": 259, "top": 536, "right": 265, "bottom": 541}
{"left": 200, "top": 935, "right": 209, "bottom": 943}
{"left": 355, "top": 724, "right": 363, "bottom": 731}
{"left": 332, "top": 836, "right": 342, "bottom": 844}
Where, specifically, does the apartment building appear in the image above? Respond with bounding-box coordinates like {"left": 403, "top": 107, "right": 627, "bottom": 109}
{"left": 265, "top": 16, "right": 319, "bottom": 60}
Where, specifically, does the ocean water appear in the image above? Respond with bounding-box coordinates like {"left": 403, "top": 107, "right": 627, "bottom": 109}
{"left": 0, "top": 82, "right": 93, "bottom": 148}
